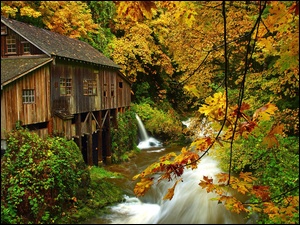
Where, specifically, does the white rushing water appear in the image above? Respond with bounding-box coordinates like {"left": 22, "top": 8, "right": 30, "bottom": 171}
{"left": 98, "top": 116, "right": 247, "bottom": 224}
{"left": 136, "top": 114, "right": 162, "bottom": 150}
{"left": 104, "top": 156, "right": 246, "bottom": 224}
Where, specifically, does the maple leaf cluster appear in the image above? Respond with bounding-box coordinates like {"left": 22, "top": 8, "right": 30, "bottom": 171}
{"left": 132, "top": 91, "right": 297, "bottom": 222}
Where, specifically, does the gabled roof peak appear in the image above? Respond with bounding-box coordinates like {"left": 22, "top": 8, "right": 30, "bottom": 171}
{"left": 1, "top": 15, "right": 121, "bottom": 69}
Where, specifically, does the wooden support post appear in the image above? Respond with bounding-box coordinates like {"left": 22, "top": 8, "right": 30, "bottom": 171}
{"left": 105, "top": 110, "right": 111, "bottom": 164}
{"left": 75, "top": 114, "right": 82, "bottom": 152}
{"left": 87, "top": 112, "right": 93, "bottom": 166}
{"left": 97, "top": 111, "right": 103, "bottom": 165}
{"left": 47, "top": 117, "right": 53, "bottom": 136}
{"left": 65, "top": 120, "right": 71, "bottom": 140}
{"left": 112, "top": 109, "right": 118, "bottom": 128}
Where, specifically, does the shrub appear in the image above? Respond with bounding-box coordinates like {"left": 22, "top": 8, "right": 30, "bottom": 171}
{"left": 111, "top": 109, "right": 140, "bottom": 163}
{"left": 1, "top": 127, "right": 90, "bottom": 224}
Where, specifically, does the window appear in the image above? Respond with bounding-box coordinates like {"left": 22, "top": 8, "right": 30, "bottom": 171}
{"left": 6, "top": 35, "right": 16, "bottom": 53}
{"left": 22, "top": 89, "right": 35, "bottom": 103}
{"left": 60, "top": 78, "right": 72, "bottom": 96}
{"left": 83, "top": 79, "right": 97, "bottom": 95}
{"left": 103, "top": 84, "right": 107, "bottom": 97}
{"left": 119, "top": 82, "right": 123, "bottom": 88}
{"left": 22, "top": 41, "right": 30, "bottom": 53}
{"left": 111, "top": 83, "right": 115, "bottom": 97}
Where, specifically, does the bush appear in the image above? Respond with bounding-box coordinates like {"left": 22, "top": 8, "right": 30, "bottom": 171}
{"left": 211, "top": 120, "right": 299, "bottom": 224}
{"left": 111, "top": 109, "right": 140, "bottom": 163}
{"left": 1, "top": 127, "right": 90, "bottom": 224}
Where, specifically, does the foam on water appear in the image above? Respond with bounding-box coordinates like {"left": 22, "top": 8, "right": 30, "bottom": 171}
{"left": 105, "top": 156, "right": 246, "bottom": 224}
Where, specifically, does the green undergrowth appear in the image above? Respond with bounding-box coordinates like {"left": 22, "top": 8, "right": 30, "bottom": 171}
{"left": 1, "top": 127, "right": 125, "bottom": 224}
{"left": 58, "top": 166, "right": 125, "bottom": 224}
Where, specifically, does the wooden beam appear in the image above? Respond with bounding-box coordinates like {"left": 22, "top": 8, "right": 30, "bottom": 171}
{"left": 105, "top": 110, "right": 111, "bottom": 164}
{"left": 75, "top": 114, "right": 82, "bottom": 152}
{"left": 101, "top": 110, "right": 109, "bottom": 128}
{"left": 87, "top": 112, "right": 93, "bottom": 166}
{"left": 47, "top": 117, "right": 53, "bottom": 136}
{"left": 112, "top": 109, "right": 118, "bottom": 129}
{"left": 97, "top": 111, "right": 103, "bottom": 165}
{"left": 91, "top": 111, "right": 101, "bottom": 129}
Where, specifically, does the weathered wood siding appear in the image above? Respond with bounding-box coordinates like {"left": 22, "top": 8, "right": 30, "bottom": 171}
{"left": 116, "top": 72, "right": 131, "bottom": 108}
{"left": 51, "top": 58, "right": 131, "bottom": 114}
{"left": 1, "top": 65, "right": 51, "bottom": 139}
{"left": 1, "top": 90, "right": 7, "bottom": 139}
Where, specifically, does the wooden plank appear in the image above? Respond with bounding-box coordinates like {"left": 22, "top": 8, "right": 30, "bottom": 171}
{"left": 97, "top": 111, "right": 103, "bottom": 165}
{"left": 75, "top": 114, "right": 82, "bottom": 150}
{"left": 105, "top": 110, "right": 111, "bottom": 164}
{"left": 87, "top": 112, "right": 93, "bottom": 166}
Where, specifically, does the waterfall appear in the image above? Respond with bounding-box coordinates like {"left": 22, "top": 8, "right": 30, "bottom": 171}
{"left": 135, "top": 114, "right": 162, "bottom": 150}
{"left": 105, "top": 155, "right": 246, "bottom": 224}
{"left": 135, "top": 114, "right": 149, "bottom": 141}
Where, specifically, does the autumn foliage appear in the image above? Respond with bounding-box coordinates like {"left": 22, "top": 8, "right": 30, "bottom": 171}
{"left": 128, "top": 3, "right": 298, "bottom": 223}
{"left": 1, "top": 1, "right": 298, "bottom": 223}
{"left": 133, "top": 93, "right": 298, "bottom": 223}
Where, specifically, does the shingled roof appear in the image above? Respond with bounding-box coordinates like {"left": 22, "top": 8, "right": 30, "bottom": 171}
{"left": 1, "top": 16, "right": 121, "bottom": 69}
{"left": 1, "top": 57, "right": 53, "bottom": 86}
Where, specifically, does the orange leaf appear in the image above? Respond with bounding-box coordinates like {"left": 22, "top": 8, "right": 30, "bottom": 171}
{"left": 163, "top": 178, "right": 182, "bottom": 200}
{"left": 253, "top": 185, "right": 270, "bottom": 201}
{"left": 199, "top": 176, "right": 215, "bottom": 193}
{"left": 216, "top": 173, "right": 229, "bottom": 184}
{"left": 262, "top": 123, "right": 284, "bottom": 148}
{"left": 239, "top": 172, "right": 257, "bottom": 182}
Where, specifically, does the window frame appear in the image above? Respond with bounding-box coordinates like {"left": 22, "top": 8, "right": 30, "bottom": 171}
{"left": 118, "top": 81, "right": 123, "bottom": 89}
{"left": 111, "top": 83, "right": 115, "bottom": 97}
{"left": 6, "top": 35, "right": 17, "bottom": 54}
{"left": 103, "top": 84, "right": 107, "bottom": 97}
{"left": 83, "top": 79, "right": 97, "bottom": 96}
{"left": 21, "top": 41, "right": 30, "bottom": 54}
{"left": 60, "top": 77, "right": 72, "bottom": 96}
{"left": 22, "top": 89, "right": 35, "bottom": 104}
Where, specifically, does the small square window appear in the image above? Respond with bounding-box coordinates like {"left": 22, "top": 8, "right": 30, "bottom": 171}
{"left": 22, "top": 89, "right": 35, "bottom": 103}
{"left": 60, "top": 78, "right": 72, "bottom": 96}
{"left": 83, "top": 79, "right": 97, "bottom": 96}
{"left": 22, "top": 42, "right": 30, "bottom": 53}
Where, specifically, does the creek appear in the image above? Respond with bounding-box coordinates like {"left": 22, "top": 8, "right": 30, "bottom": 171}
{"left": 82, "top": 116, "right": 250, "bottom": 224}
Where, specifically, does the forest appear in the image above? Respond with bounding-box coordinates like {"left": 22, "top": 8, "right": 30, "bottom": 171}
{"left": 1, "top": 1, "right": 299, "bottom": 224}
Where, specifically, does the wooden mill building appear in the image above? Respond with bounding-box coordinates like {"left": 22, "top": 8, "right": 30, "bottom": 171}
{"left": 1, "top": 16, "right": 132, "bottom": 165}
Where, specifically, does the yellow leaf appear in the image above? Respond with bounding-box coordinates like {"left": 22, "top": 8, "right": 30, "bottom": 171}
{"left": 134, "top": 177, "right": 154, "bottom": 197}
{"left": 239, "top": 172, "right": 257, "bottom": 182}
{"left": 253, "top": 103, "right": 278, "bottom": 122}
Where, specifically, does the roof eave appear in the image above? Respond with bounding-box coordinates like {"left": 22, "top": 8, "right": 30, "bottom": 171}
{"left": 1, "top": 58, "right": 53, "bottom": 88}
{"left": 1, "top": 18, "right": 51, "bottom": 57}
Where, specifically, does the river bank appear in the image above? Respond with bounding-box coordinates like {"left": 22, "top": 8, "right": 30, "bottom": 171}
{"left": 56, "top": 166, "right": 126, "bottom": 224}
